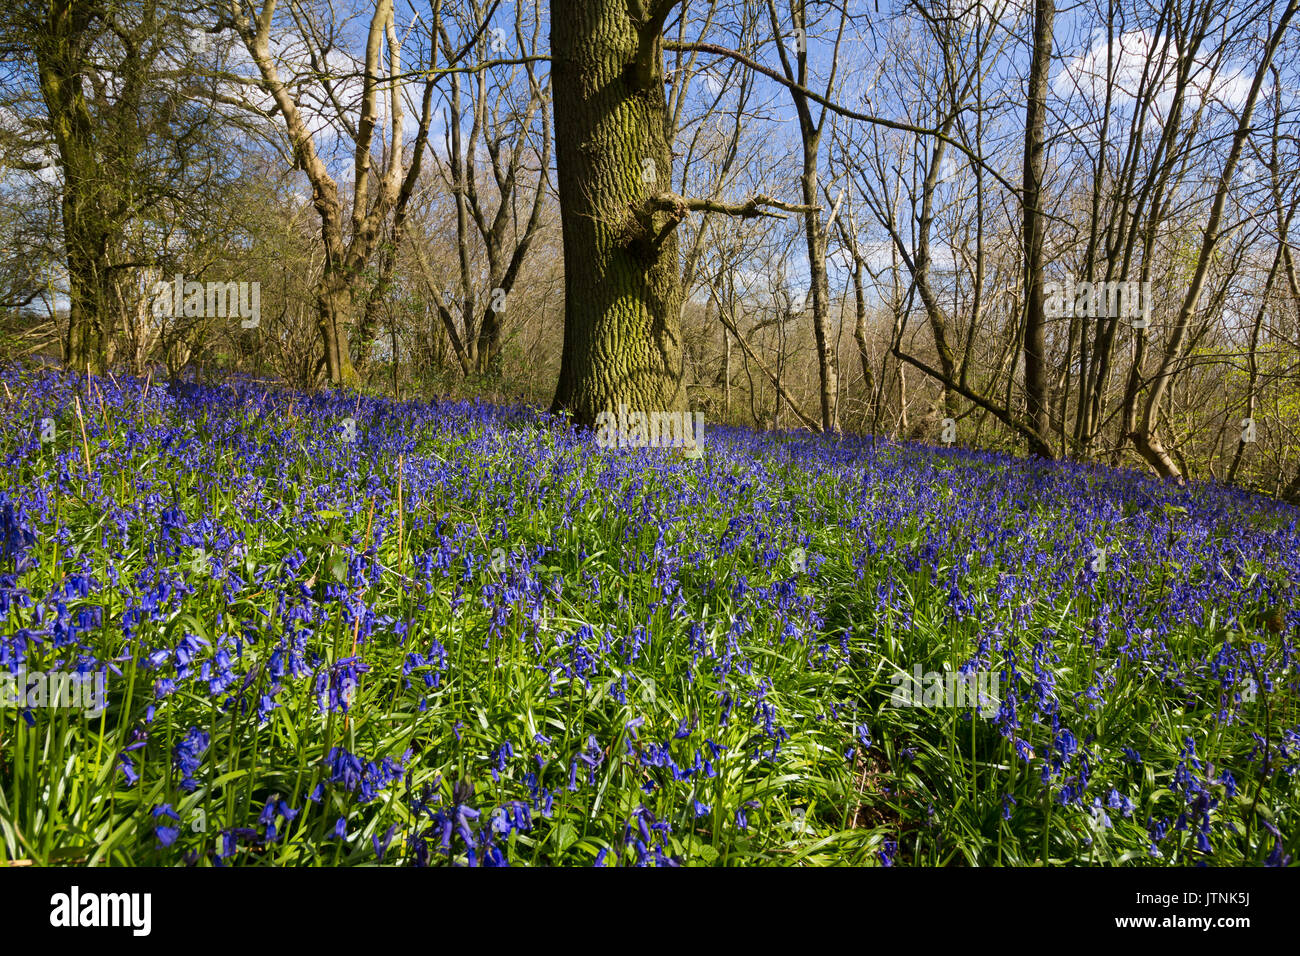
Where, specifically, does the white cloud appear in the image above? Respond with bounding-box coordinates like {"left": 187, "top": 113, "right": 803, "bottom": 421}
{"left": 1056, "top": 27, "right": 1260, "bottom": 123}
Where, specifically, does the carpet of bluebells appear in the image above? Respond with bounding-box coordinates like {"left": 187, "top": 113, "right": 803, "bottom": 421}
{"left": 1, "top": 363, "right": 1298, "bottom": 866}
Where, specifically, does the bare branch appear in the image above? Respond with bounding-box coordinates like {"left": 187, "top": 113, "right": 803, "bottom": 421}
{"left": 664, "top": 40, "right": 1021, "bottom": 198}
{"left": 645, "top": 190, "right": 817, "bottom": 220}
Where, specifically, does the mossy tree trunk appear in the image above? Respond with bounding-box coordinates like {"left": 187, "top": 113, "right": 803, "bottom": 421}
{"left": 318, "top": 274, "right": 359, "bottom": 388}
{"left": 549, "top": 0, "right": 685, "bottom": 427}
{"left": 31, "top": 0, "right": 109, "bottom": 372}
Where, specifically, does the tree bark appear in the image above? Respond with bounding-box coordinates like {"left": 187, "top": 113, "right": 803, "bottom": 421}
{"left": 1020, "top": 0, "right": 1055, "bottom": 459}
{"left": 549, "top": 0, "right": 685, "bottom": 427}
{"left": 31, "top": 0, "right": 109, "bottom": 372}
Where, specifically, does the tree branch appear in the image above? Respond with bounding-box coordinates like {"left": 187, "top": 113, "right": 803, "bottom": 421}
{"left": 891, "top": 347, "right": 1043, "bottom": 448}
{"left": 664, "top": 40, "right": 1021, "bottom": 198}
{"left": 644, "top": 190, "right": 817, "bottom": 220}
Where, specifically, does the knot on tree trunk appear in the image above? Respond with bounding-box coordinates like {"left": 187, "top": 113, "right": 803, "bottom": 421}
{"left": 618, "top": 193, "right": 687, "bottom": 257}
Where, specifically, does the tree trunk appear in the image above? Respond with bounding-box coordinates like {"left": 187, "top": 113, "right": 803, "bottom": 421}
{"left": 318, "top": 277, "right": 359, "bottom": 388}
{"left": 63, "top": 244, "right": 108, "bottom": 373}
{"left": 722, "top": 325, "right": 731, "bottom": 421}
{"left": 549, "top": 0, "right": 685, "bottom": 427}
{"left": 1020, "top": 0, "right": 1055, "bottom": 459}
{"left": 477, "top": 304, "right": 503, "bottom": 377}
{"left": 850, "top": 255, "right": 875, "bottom": 424}
{"left": 799, "top": 131, "right": 838, "bottom": 432}
{"left": 33, "top": 0, "right": 109, "bottom": 373}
